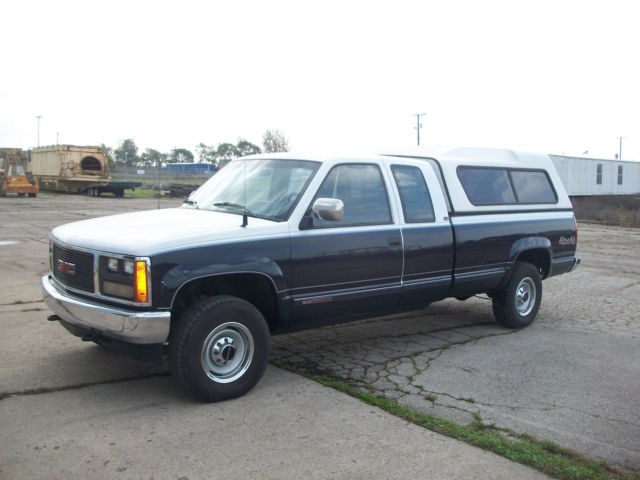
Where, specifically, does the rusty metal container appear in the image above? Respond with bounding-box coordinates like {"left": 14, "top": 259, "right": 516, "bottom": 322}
{"left": 30, "top": 145, "right": 111, "bottom": 193}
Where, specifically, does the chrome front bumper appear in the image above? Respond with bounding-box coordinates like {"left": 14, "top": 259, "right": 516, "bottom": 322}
{"left": 42, "top": 275, "right": 170, "bottom": 344}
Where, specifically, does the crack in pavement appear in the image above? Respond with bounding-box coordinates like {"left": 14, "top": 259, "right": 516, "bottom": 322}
{"left": 273, "top": 322, "right": 521, "bottom": 420}
{"left": 0, "top": 371, "right": 169, "bottom": 400}
{"left": 419, "top": 389, "right": 519, "bottom": 411}
{"left": 618, "top": 280, "right": 640, "bottom": 291}
{"left": 0, "top": 300, "right": 44, "bottom": 307}
{"left": 24, "top": 236, "right": 50, "bottom": 245}
{"left": 543, "top": 403, "right": 640, "bottom": 429}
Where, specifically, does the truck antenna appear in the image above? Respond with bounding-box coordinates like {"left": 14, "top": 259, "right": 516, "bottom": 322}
{"left": 242, "top": 159, "right": 248, "bottom": 227}
{"left": 157, "top": 160, "right": 161, "bottom": 210}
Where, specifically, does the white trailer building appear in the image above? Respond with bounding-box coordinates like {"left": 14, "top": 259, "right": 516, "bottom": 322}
{"left": 549, "top": 155, "right": 640, "bottom": 196}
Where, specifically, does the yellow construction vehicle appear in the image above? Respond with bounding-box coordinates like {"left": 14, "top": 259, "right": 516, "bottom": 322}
{"left": 0, "top": 148, "right": 39, "bottom": 197}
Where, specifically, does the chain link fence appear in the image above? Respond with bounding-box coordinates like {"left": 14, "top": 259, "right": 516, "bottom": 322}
{"left": 110, "top": 166, "right": 216, "bottom": 198}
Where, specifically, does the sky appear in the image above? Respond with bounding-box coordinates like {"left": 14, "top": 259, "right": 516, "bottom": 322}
{"left": 2, "top": 0, "right": 639, "bottom": 161}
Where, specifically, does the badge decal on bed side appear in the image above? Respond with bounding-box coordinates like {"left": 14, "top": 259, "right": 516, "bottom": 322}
{"left": 559, "top": 235, "right": 576, "bottom": 246}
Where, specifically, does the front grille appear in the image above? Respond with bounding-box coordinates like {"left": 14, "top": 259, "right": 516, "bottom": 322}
{"left": 52, "top": 243, "right": 95, "bottom": 293}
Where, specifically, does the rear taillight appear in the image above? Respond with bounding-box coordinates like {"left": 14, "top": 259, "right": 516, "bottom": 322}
{"left": 573, "top": 214, "right": 578, "bottom": 245}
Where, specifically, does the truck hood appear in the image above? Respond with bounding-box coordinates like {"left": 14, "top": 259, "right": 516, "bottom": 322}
{"left": 51, "top": 207, "right": 288, "bottom": 256}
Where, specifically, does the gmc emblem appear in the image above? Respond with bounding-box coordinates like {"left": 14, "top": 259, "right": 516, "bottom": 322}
{"left": 56, "top": 259, "right": 76, "bottom": 276}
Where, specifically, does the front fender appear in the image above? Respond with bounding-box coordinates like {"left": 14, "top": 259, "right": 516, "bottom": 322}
{"left": 151, "top": 240, "right": 290, "bottom": 308}
{"left": 163, "top": 255, "right": 285, "bottom": 290}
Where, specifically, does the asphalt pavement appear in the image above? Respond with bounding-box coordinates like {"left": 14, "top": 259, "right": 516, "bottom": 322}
{"left": 1, "top": 192, "right": 637, "bottom": 478}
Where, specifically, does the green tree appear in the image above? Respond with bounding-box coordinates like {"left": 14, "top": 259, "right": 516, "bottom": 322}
{"left": 140, "top": 148, "right": 166, "bottom": 167}
{"left": 169, "top": 148, "right": 194, "bottom": 163}
{"left": 195, "top": 143, "right": 216, "bottom": 163}
{"left": 236, "top": 138, "right": 261, "bottom": 156}
{"left": 100, "top": 144, "right": 115, "bottom": 168}
{"left": 262, "top": 129, "right": 289, "bottom": 153}
{"left": 215, "top": 143, "right": 239, "bottom": 166}
{"left": 114, "top": 139, "right": 139, "bottom": 167}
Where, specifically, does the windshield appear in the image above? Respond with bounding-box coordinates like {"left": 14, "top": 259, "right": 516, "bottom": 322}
{"left": 185, "top": 158, "right": 319, "bottom": 221}
{"left": 8, "top": 164, "right": 25, "bottom": 176}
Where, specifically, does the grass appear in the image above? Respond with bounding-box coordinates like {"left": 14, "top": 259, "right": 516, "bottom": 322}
{"left": 124, "top": 188, "right": 161, "bottom": 199}
{"left": 111, "top": 172, "right": 210, "bottom": 186}
{"left": 272, "top": 361, "right": 638, "bottom": 480}
{"left": 109, "top": 171, "right": 208, "bottom": 199}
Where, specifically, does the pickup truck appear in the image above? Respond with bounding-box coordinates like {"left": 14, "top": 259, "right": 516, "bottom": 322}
{"left": 42, "top": 147, "right": 579, "bottom": 402}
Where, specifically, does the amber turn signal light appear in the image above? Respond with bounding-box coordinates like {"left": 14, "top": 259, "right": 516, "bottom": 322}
{"left": 134, "top": 261, "right": 148, "bottom": 303}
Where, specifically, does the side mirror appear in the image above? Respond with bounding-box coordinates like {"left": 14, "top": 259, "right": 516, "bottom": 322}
{"left": 312, "top": 197, "right": 344, "bottom": 222}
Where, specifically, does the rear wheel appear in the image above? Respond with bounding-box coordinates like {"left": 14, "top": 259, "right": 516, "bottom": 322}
{"left": 170, "top": 295, "right": 270, "bottom": 402}
{"left": 492, "top": 262, "right": 542, "bottom": 329}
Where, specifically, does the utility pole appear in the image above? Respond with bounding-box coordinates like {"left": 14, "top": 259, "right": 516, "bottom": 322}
{"left": 414, "top": 113, "right": 425, "bottom": 146}
{"left": 616, "top": 136, "right": 626, "bottom": 160}
{"left": 36, "top": 115, "right": 42, "bottom": 147}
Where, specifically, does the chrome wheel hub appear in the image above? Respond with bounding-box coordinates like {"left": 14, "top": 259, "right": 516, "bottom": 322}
{"left": 515, "top": 277, "right": 536, "bottom": 316}
{"left": 202, "top": 322, "right": 254, "bottom": 383}
{"left": 212, "top": 337, "right": 237, "bottom": 365}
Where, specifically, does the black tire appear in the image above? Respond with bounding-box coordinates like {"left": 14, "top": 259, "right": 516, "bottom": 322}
{"left": 28, "top": 193, "right": 37, "bottom": 198}
{"left": 170, "top": 295, "right": 271, "bottom": 402}
{"left": 492, "top": 262, "right": 542, "bottom": 329}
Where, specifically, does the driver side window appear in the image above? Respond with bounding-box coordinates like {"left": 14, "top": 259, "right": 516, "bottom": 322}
{"left": 311, "top": 164, "right": 391, "bottom": 228}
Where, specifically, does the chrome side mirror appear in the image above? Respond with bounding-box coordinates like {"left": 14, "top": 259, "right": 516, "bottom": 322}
{"left": 312, "top": 197, "right": 344, "bottom": 221}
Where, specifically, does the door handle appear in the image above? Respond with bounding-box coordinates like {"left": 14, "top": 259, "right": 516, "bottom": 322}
{"left": 387, "top": 237, "right": 401, "bottom": 247}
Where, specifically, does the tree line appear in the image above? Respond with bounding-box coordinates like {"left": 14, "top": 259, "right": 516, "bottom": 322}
{"left": 103, "top": 129, "right": 289, "bottom": 167}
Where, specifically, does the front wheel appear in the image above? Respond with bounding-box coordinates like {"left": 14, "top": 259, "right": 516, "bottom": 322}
{"left": 170, "top": 295, "right": 271, "bottom": 402}
{"left": 492, "top": 262, "right": 542, "bottom": 329}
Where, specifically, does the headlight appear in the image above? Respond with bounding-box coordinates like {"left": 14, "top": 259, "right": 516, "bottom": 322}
{"left": 108, "top": 258, "right": 119, "bottom": 272}
{"left": 99, "top": 256, "right": 150, "bottom": 304}
{"left": 123, "top": 260, "right": 134, "bottom": 275}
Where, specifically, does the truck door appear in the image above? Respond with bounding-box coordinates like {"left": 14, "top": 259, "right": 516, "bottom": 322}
{"left": 384, "top": 159, "right": 454, "bottom": 305}
{"left": 289, "top": 163, "right": 403, "bottom": 323}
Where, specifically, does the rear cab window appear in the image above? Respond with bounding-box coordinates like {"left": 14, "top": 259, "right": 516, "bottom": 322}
{"left": 391, "top": 165, "right": 435, "bottom": 223}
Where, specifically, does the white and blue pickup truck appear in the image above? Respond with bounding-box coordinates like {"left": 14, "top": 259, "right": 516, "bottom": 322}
{"left": 42, "top": 147, "right": 579, "bottom": 402}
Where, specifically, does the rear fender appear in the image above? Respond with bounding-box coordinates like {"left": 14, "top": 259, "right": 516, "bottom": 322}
{"left": 501, "top": 237, "right": 552, "bottom": 287}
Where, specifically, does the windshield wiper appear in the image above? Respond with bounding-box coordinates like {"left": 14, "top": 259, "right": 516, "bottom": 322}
{"left": 183, "top": 199, "right": 200, "bottom": 209}
{"left": 213, "top": 202, "right": 248, "bottom": 211}
{"left": 213, "top": 202, "right": 252, "bottom": 227}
